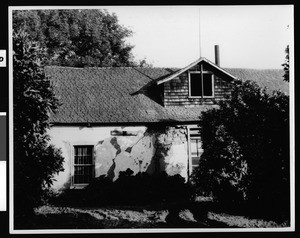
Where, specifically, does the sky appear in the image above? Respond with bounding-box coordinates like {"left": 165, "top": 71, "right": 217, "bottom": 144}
{"left": 104, "top": 5, "right": 293, "bottom": 69}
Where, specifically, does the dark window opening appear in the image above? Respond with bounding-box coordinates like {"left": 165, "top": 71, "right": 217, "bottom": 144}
{"left": 190, "top": 73, "right": 202, "bottom": 97}
{"left": 203, "top": 73, "right": 213, "bottom": 96}
{"left": 190, "top": 72, "right": 213, "bottom": 97}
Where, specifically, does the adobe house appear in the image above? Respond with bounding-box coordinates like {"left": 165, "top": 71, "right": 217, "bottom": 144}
{"left": 46, "top": 46, "right": 287, "bottom": 190}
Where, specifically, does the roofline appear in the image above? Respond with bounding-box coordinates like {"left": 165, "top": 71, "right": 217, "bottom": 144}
{"left": 45, "top": 65, "right": 170, "bottom": 70}
{"left": 156, "top": 57, "right": 238, "bottom": 85}
{"left": 49, "top": 121, "right": 201, "bottom": 127}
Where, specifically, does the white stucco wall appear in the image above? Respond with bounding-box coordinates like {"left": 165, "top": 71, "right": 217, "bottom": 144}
{"left": 48, "top": 125, "right": 189, "bottom": 191}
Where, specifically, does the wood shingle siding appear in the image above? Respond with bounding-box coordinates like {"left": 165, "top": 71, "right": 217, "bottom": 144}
{"left": 163, "top": 63, "right": 234, "bottom": 107}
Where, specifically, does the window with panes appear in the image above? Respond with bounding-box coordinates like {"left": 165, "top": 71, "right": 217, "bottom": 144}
{"left": 189, "top": 66, "right": 214, "bottom": 98}
{"left": 189, "top": 127, "right": 203, "bottom": 171}
{"left": 73, "top": 146, "right": 93, "bottom": 185}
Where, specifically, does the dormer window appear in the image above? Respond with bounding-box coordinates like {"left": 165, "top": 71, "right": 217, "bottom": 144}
{"left": 189, "top": 70, "right": 214, "bottom": 98}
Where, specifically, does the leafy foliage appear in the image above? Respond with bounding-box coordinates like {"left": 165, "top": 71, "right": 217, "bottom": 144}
{"left": 52, "top": 170, "right": 194, "bottom": 207}
{"left": 135, "top": 58, "right": 154, "bottom": 68}
{"left": 282, "top": 45, "right": 289, "bottom": 82}
{"left": 13, "top": 30, "right": 64, "bottom": 215}
{"left": 13, "top": 9, "right": 135, "bottom": 67}
{"left": 191, "top": 80, "right": 289, "bottom": 212}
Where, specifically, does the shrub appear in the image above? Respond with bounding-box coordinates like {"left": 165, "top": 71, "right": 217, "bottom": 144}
{"left": 53, "top": 169, "right": 194, "bottom": 206}
{"left": 191, "top": 80, "right": 289, "bottom": 216}
{"left": 13, "top": 30, "right": 64, "bottom": 216}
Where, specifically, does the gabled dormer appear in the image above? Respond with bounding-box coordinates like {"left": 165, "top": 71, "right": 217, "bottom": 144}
{"left": 156, "top": 46, "right": 238, "bottom": 107}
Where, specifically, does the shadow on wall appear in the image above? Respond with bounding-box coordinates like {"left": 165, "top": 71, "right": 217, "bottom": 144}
{"left": 50, "top": 169, "right": 195, "bottom": 207}
{"left": 110, "top": 126, "right": 188, "bottom": 180}
{"left": 51, "top": 125, "right": 188, "bottom": 194}
{"left": 56, "top": 175, "right": 72, "bottom": 192}
{"left": 93, "top": 129, "right": 157, "bottom": 181}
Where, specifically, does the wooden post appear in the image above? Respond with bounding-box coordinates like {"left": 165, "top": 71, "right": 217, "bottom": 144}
{"left": 200, "top": 64, "right": 204, "bottom": 98}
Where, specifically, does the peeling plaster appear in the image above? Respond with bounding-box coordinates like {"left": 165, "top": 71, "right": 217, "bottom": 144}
{"left": 95, "top": 139, "right": 116, "bottom": 178}
{"left": 125, "top": 147, "right": 132, "bottom": 153}
{"left": 49, "top": 125, "right": 190, "bottom": 190}
{"left": 97, "top": 140, "right": 104, "bottom": 146}
{"left": 110, "top": 137, "right": 121, "bottom": 155}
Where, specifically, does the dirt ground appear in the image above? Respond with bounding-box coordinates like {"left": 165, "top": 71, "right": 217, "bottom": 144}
{"left": 13, "top": 204, "right": 288, "bottom": 229}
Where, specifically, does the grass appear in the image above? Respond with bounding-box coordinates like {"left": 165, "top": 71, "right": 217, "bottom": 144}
{"left": 14, "top": 202, "right": 289, "bottom": 230}
{"left": 207, "top": 212, "right": 289, "bottom": 228}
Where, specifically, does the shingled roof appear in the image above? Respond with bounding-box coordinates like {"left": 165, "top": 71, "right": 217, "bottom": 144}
{"left": 45, "top": 66, "right": 288, "bottom": 124}
{"left": 225, "top": 68, "right": 289, "bottom": 95}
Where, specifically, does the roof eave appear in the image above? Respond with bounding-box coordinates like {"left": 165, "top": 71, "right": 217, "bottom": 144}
{"left": 156, "top": 57, "right": 238, "bottom": 85}
{"left": 49, "top": 120, "right": 202, "bottom": 127}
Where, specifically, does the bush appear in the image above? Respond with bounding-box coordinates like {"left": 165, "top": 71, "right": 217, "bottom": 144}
{"left": 53, "top": 169, "right": 194, "bottom": 207}
{"left": 13, "top": 30, "right": 64, "bottom": 216}
{"left": 191, "top": 80, "right": 289, "bottom": 216}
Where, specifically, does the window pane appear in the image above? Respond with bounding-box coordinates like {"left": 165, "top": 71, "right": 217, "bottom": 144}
{"left": 190, "top": 73, "right": 202, "bottom": 96}
{"left": 189, "top": 128, "right": 200, "bottom": 136}
{"left": 203, "top": 74, "right": 213, "bottom": 96}
{"left": 190, "top": 140, "right": 197, "bottom": 153}
{"left": 190, "top": 137, "right": 202, "bottom": 171}
{"left": 74, "top": 165, "right": 92, "bottom": 184}
{"left": 191, "top": 139, "right": 202, "bottom": 156}
{"left": 192, "top": 157, "right": 200, "bottom": 166}
{"left": 86, "top": 156, "right": 92, "bottom": 164}
{"left": 84, "top": 167, "right": 91, "bottom": 183}
{"left": 87, "top": 147, "right": 92, "bottom": 156}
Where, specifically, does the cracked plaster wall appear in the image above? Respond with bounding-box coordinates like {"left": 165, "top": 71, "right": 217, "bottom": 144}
{"left": 48, "top": 125, "right": 188, "bottom": 190}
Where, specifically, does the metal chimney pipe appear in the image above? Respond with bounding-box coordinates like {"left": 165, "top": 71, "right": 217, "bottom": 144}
{"left": 215, "top": 45, "right": 220, "bottom": 66}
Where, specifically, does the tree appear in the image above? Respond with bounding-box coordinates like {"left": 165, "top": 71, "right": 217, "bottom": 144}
{"left": 13, "top": 30, "right": 64, "bottom": 216}
{"left": 191, "top": 80, "right": 289, "bottom": 216}
{"left": 13, "top": 9, "right": 135, "bottom": 67}
{"left": 135, "top": 58, "right": 153, "bottom": 68}
{"left": 282, "top": 45, "right": 289, "bottom": 82}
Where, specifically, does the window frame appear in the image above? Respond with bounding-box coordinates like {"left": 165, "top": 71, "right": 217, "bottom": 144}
{"left": 187, "top": 126, "right": 203, "bottom": 176}
{"left": 188, "top": 68, "right": 214, "bottom": 99}
{"left": 71, "top": 145, "right": 94, "bottom": 188}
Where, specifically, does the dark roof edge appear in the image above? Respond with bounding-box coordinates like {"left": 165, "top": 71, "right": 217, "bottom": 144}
{"left": 44, "top": 65, "right": 171, "bottom": 70}
{"left": 50, "top": 121, "right": 200, "bottom": 127}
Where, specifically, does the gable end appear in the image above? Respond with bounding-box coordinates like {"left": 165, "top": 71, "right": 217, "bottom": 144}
{"left": 163, "top": 61, "right": 235, "bottom": 107}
